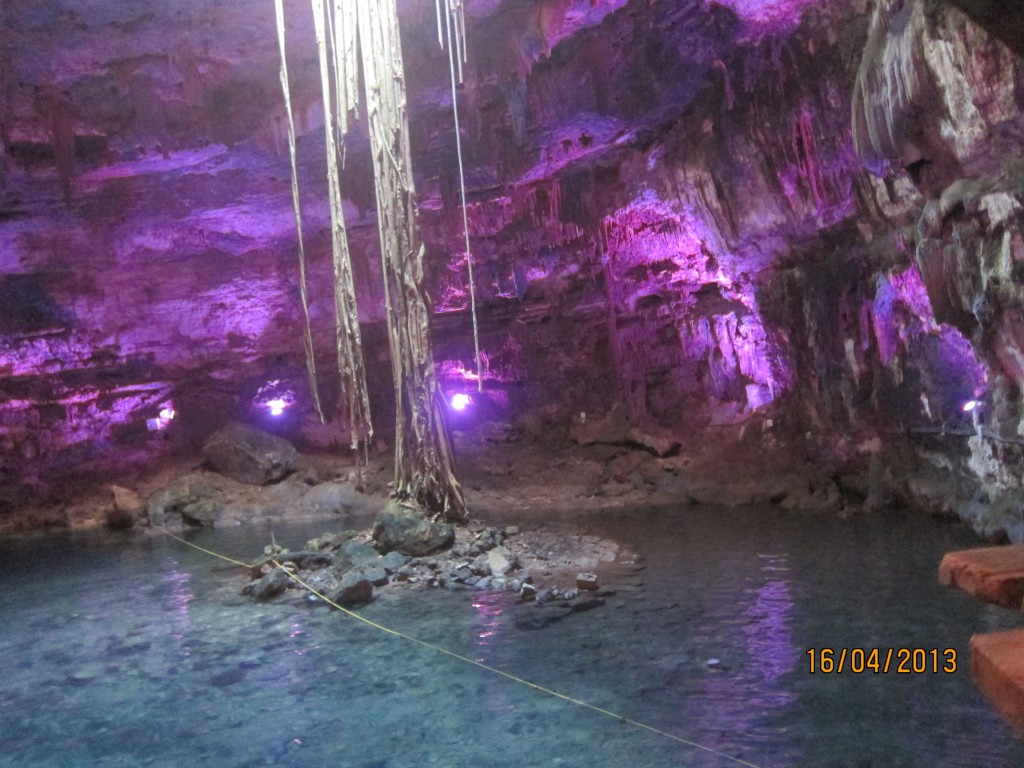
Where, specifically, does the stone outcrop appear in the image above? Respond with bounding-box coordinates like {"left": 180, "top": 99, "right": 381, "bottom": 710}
{"left": 242, "top": 516, "right": 631, "bottom": 632}
{"left": 372, "top": 501, "right": 455, "bottom": 557}
{"left": 202, "top": 422, "right": 297, "bottom": 486}
{"left": 940, "top": 545, "right": 1024, "bottom": 610}
{"left": 145, "top": 467, "right": 376, "bottom": 529}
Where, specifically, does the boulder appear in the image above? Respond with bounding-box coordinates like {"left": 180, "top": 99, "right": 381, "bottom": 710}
{"left": 297, "top": 482, "right": 370, "bottom": 516}
{"left": 249, "top": 568, "right": 291, "bottom": 600}
{"left": 202, "top": 422, "right": 297, "bottom": 485}
{"left": 372, "top": 500, "right": 455, "bottom": 556}
{"left": 571, "top": 403, "right": 631, "bottom": 446}
{"left": 347, "top": 565, "right": 389, "bottom": 587}
{"left": 341, "top": 539, "right": 384, "bottom": 567}
{"left": 327, "top": 574, "right": 373, "bottom": 608}
{"left": 380, "top": 551, "right": 410, "bottom": 573}
{"left": 487, "top": 545, "right": 515, "bottom": 576}
{"left": 180, "top": 498, "right": 220, "bottom": 527}
{"left": 105, "top": 485, "right": 145, "bottom": 529}
{"left": 570, "top": 403, "right": 680, "bottom": 456}
{"left": 276, "top": 551, "right": 334, "bottom": 570}
{"left": 146, "top": 473, "right": 224, "bottom": 527}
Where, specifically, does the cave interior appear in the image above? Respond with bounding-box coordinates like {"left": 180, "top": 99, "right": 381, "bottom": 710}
{"left": 1, "top": 0, "right": 1024, "bottom": 545}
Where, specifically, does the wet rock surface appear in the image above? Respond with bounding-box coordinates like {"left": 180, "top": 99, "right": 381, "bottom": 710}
{"left": 372, "top": 501, "right": 455, "bottom": 556}
{"left": 241, "top": 512, "right": 636, "bottom": 631}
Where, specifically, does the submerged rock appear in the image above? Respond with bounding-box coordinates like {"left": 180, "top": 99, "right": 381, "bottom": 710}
{"left": 202, "top": 422, "right": 297, "bottom": 486}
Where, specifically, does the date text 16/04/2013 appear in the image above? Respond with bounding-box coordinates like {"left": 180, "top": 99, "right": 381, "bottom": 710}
{"left": 805, "top": 648, "right": 957, "bottom": 674}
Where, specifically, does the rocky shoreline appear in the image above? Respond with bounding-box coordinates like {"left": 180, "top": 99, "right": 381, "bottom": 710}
{"left": 136, "top": 422, "right": 641, "bottom": 625}
{"left": 242, "top": 501, "right": 634, "bottom": 630}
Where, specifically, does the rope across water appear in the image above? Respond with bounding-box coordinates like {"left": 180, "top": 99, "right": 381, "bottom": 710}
{"left": 155, "top": 524, "right": 769, "bottom": 768}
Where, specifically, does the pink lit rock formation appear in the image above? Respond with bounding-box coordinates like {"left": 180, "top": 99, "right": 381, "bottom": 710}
{"left": 1, "top": 0, "right": 1024, "bottom": 540}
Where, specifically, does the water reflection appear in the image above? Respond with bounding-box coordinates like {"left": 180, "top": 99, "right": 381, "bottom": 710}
{"left": 472, "top": 592, "right": 506, "bottom": 664}
{"left": 161, "top": 559, "right": 194, "bottom": 652}
{"left": 290, "top": 619, "right": 309, "bottom": 655}
{"left": 743, "top": 553, "right": 798, "bottom": 686}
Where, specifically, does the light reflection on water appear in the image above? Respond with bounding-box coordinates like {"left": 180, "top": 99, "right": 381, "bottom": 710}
{"left": 743, "top": 554, "right": 798, "bottom": 686}
{"left": 473, "top": 591, "right": 506, "bottom": 663}
{"left": 161, "top": 560, "right": 194, "bottom": 648}
{"left": 0, "top": 508, "right": 1022, "bottom": 767}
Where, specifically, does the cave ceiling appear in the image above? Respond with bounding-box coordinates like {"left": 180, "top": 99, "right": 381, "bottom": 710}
{"left": 0, "top": 0, "right": 835, "bottom": 242}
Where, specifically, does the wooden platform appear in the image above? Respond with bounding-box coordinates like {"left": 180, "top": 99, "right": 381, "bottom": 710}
{"left": 972, "top": 629, "right": 1024, "bottom": 735}
{"left": 938, "top": 544, "right": 1024, "bottom": 609}
{"left": 940, "top": 545, "right": 1024, "bottom": 735}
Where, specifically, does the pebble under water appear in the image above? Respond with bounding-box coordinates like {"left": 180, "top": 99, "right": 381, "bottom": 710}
{"left": 1, "top": 505, "right": 1023, "bottom": 768}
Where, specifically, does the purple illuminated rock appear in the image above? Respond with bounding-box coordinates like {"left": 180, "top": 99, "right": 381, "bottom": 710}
{"left": 202, "top": 422, "right": 297, "bottom": 486}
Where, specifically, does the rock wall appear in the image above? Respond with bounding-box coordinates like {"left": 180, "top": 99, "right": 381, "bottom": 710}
{"left": 2, "top": 0, "right": 1024, "bottom": 538}
{"left": 419, "top": 0, "right": 1024, "bottom": 537}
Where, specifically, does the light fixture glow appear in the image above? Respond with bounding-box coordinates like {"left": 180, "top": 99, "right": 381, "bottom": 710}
{"left": 962, "top": 400, "right": 980, "bottom": 413}
{"left": 451, "top": 393, "right": 471, "bottom": 411}
{"left": 148, "top": 403, "right": 177, "bottom": 431}
{"left": 267, "top": 398, "right": 288, "bottom": 416}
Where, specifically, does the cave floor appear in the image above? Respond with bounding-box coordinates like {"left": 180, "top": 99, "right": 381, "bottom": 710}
{"left": 0, "top": 423, "right": 847, "bottom": 536}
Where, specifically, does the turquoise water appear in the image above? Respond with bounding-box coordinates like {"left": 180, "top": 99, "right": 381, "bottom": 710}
{"left": 0, "top": 505, "right": 1022, "bottom": 768}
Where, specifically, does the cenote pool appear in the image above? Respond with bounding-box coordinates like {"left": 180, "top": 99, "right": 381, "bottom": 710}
{"left": 1, "top": 504, "right": 1022, "bottom": 768}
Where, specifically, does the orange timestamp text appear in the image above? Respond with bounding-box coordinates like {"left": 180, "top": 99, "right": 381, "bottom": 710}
{"left": 805, "top": 647, "right": 957, "bottom": 674}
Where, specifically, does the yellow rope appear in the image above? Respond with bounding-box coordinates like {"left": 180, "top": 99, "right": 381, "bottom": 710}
{"left": 155, "top": 525, "right": 767, "bottom": 768}
{"left": 153, "top": 525, "right": 255, "bottom": 569}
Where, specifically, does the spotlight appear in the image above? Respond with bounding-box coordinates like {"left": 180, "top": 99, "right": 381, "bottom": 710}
{"left": 451, "top": 393, "right": 471, "bottom": 411}
{"left": 962, "top": 400, "right": 980, "bottom": 413}
{"left": 147, "top": 403, "right": 177, "bottom": 431}
{"left": 267, "top": 398, "right": 288, "bottom": 416}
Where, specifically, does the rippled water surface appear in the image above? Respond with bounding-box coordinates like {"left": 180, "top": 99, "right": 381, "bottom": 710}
{"left": 1, "top": 505, "right": 1022, "bottom": 768}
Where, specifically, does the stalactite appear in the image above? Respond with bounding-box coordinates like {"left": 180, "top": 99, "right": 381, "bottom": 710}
{"left": 850, "top": 0, "right": 926, "bottom": 174}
